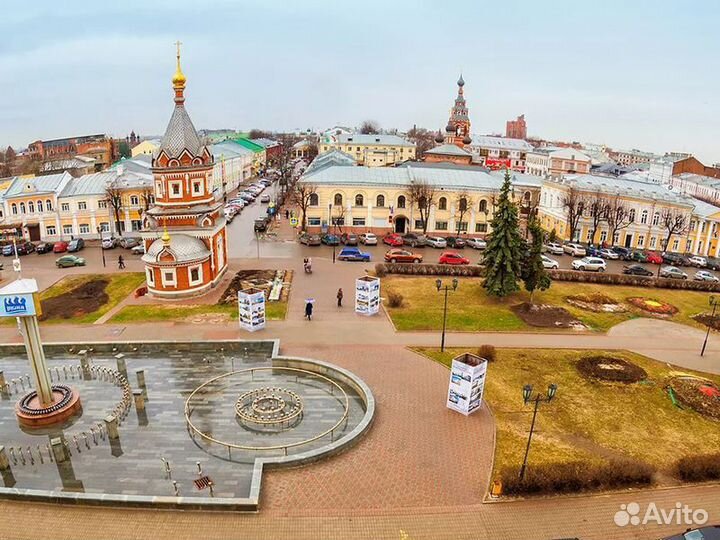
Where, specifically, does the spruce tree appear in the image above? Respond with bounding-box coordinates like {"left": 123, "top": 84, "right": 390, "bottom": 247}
{"left": 483, "top": 169, "right": 523, "bottom": 297}
{"left": 522, "top": 215, "right": 552, "bottom": 304}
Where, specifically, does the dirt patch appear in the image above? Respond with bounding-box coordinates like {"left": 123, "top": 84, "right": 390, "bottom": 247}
{"left": 39, "top": 278, "right": 109, "bottom": 320}
{"left": 668, "top": 376, "right": 720, "bottom": 420}
{"left": 566, "top": 293, "right": 628, "bottom": 313}
{"left": 186, "top": 312, "right": 231, "bottom": 325}
{"left": 219, "top": 269, "right": 293, "bottom": 305}
{"left": 511, "top": 302, "right": 586, "bottom": 330}
{"left": 693, "top": 314, "right": 720, "bottom": 330}
{"left": 577, "top": 355, "right": 647, "bottom": 383}
{"left": 627, "top": 297, "right": 678, "bottom": 316}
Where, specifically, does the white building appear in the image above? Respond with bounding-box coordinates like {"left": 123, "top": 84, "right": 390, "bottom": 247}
{"left": 466, "top": 135, "right": 533, "bottom": 172}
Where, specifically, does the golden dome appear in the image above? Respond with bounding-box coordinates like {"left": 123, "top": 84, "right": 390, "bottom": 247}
{"left": 161, "top": 226, "right": 171, "bottom": 245}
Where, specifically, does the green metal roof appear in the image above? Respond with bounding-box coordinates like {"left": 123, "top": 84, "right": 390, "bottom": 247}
{"left": 232, "top": 138, "right": 265, "bottom": 153}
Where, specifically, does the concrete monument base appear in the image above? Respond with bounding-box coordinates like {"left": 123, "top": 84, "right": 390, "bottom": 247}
{"left": 15, "top": 385, "right": 82, "bottom": 428}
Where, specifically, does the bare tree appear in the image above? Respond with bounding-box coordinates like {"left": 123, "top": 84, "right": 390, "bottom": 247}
{"left": 291, "top": 182, "right": 318, "bottom": 232}
{"left": 105, "top": 180, "right": 124, "bottom": 236}
{"left": 359, "top": 120, "right": 380, "bottom": 135}
{"left": 140, "top": 187, "right": 154, "bottom": 213}
{"left": 605, "top": 194, "right": 633, "bottom": 246}
{"left": 272, "top": 134, "right": 299, "bottom": 197}
{"left": 331, "top": 204, "right": 347, "bottom": 235}
{"left": 405, "top": 126, "right": 434, "bottom": 159}
{"left": 660, "top": 208, "right": 690, "bottom": 253}
{"left": 586, "top": 191, "right": 610, "bottom": 246}
{"left": 454, "top": 192, "right": 470, "bottom": 236}
{"left": 249, "top": 128, "right": 272, "bottom": 139}
{"left": 406, "top": 180, "right": 437, "bottom": 235}
{"left": 561, "top": 186, "right": 585, "bottom": 242}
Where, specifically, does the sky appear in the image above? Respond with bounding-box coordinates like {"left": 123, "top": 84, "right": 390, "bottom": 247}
{"left": 1, "top": 0, "right": 719, "bottom": 162}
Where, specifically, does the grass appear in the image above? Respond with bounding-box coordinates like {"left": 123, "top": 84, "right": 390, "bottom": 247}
{"left": 413, "top": 347, "right": 720, "bottom": 481}
{"left": 109, "top": 299, "right": 288, "bottom": 323}
{"left": 383, "top": 276, "right": 715, "bottom": 332}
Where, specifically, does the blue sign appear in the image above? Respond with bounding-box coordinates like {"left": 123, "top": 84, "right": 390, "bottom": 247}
{"left": 0, "top": 293, "right": 36, "bottom": 317}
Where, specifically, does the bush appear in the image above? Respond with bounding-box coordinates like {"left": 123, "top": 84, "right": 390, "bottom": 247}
{"left": 548, "top": 269, "right": 720, "bottom": 292}
{"left": 374, "top": 264, "right": 387, "bottom": 278}
{"left": 501, "top": 460, "right": 654, "bottom": 496}
{"left": 375, "top": 263, "right": 485, "bottom": 277}
{"left": 387, "top": 291, "right": 404, "bottom": 308}
{"left": 477, "top": 344, "right": 496, "bottom": 362}
{"left": 675, "top": 453, "right": 720, "bottom": 482}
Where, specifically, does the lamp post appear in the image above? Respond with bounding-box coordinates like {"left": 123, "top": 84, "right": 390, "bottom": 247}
{"left": 255, "top": 229, "right": 260, "bottom": 259}
{"left": 701, "top": 295, "right": 719, "bottom": 356}
{"left": 328, "top": 202, "right": 336, "bottom": 263}
{"left": 435, "top": 278, "right": 458, "bottom": 352}
{"left": 97, "top": 226, "right": 106, "bottom": 268}
{"left": 519, "top": 383, "right": 558, "bottom": 482}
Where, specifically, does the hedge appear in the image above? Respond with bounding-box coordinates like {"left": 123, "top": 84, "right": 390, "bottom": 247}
{"left": 375, "top": 263, "right": 484, "bottom": 278}
{"left": 674, "top": 453, "right": 720, "bottom": 482}
{"left": 548, "top": 269, "right": 720, "bottom": 292}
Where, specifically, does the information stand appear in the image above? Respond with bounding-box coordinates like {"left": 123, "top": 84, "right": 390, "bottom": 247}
{"left": 239, "top": 287, "right": 266, "bottom": 332}
{"left": 446, "top": 353, "right": 488, "bottom": 416}
{"left": 355, "top": 276, "right": 380, "bottom": 316}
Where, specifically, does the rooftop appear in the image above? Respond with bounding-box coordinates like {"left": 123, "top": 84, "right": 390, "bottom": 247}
{"left": 157, "top": 104, "right": 206, "bottom": 159}
{"left": 424, "top": 144, "right": 473, "bottom": 157}
{"left": 4, "top": 172, "right": 72, "bottom": 198}
{"left": 550, "top": 174, "right": 692, "bottom": 206}
{"left": 232, "top": 138, "right": 266, "bottom": 153}
{"left": 333, "top": 134, "right": 414, "bottom": 147}
{"left": 304, "top": 149, "right": 357, "bottom": 175}
{"left": 468, "top": 135, "right": 533, "bottom": 151}
{"left": 250, "top": 138, "right": 280, "bottom": 148}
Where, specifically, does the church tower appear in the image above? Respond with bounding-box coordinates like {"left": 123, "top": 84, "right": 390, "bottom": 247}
{"left": 140, "top": 43, "right": 228, "bottom": 298}
{"left": 444, "top": 75, "right": 472, "bottom": 148}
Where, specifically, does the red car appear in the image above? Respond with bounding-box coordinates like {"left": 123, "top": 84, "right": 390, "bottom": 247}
{"left": 383, "top": 233, "right": 403, "bottom": 247}
{"left": 53, "top": 241, "right": 69, "bottom": 253}
{"left": 646, "top": 251, "right": 663, "bottom": 264}
{"left": 439, "top": 251, "right": 470, "bottom": 265}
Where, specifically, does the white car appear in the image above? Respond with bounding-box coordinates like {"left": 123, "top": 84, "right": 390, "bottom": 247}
{"left": 359, "top": 232, "right": 377, "bottom": 245}
{"left": 466, "top": 238, "right": 487, "bottom": 250}
{"left": 228, "top": 198, "right": 246, "bottom": 207}
{"left": 694, "top": 270, "right": 719, "bottom": 282}
{"left": 545, "top": 242, "right": 565, "bottom": 255}
{"left": 688, "top": 256, "right": 708, "bottom": 267}
{"left": 564, "top": 243, "right": 587, "bottom": 257}
{"left": 541, "top": 255, "right": 559, "bottom": 269}
{"left": 426, "top": 236, "right": 448, "bottom": 248}
{"left": 131, "top": 244, "right": 145, "bottom": 255}
{"left": 598, "top": 248, "right": 619, "bottom": 260}
{"left": 572, "top": 257, "right": 606, "bottom": 272}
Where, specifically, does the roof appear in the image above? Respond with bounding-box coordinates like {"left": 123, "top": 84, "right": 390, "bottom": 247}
{"left": 532, "top": 148, "right": 592, "bottom": 161}
{"left": 688, "top": 197, "right": 720, "bottom": 219}
{"left": 250, "top": 138, "right": 280, "bottom": 148}
{"left": 59, "top": 172, "right": 114, "bottom": 197}
{"left": 40, "top": 156, "right": 97, "bottom": 172}
{"left": 158, "top": 104, "right": 205, "bottom": 159}
{"left": 548, "top": 174, "right": 692, "bottom": 206}
{"left": 211, "top": 141, "right": 255, "bottom": 159}
{"left": 397, "top": 161, "right": 490, "bottom": 173}
{"left": 304, "top": 149, "right": 356, "bottom": 175}
{"left": 468, "top": 135, "right": 533, "bottom": 151}
{"left": 674, "top": 172, "right": 720, "bottom": 189}
{"left": 142, "top": 234, "right": 211, "bottom": 264}
{"left": 232, "top": 138, "right": 265, "bottom": 153}
{"left": 5, "top": 172, "right": 72, "bottom": 198}
{"left": 424, "top": 144, "right": 473, "bottom": 157}
{"left": 333, "top": 134, "right": 414, "bottom": 147}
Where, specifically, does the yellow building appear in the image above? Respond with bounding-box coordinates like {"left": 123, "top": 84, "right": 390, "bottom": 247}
{"left": 319, "top": 133, "right": 416, "bottom": 167}
{"left": 131, "top": 139, "right": 161, "bottom": 157}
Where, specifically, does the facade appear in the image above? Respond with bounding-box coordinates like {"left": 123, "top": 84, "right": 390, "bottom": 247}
{"left": 298, "top": 164, "right": 541, "bottom": 237}
{"left": 233, "top": 138, "right": 267, "bottom": 175}
{"left": 39, "top": 155, "right": 98, "bottom": 177}
{"left": 467, "top": 136, "right": 533, "bottom": 172}
{"left": 671, "top": 156, "right": 720, "bottom": 179}
{"left": 505, "top": 115, "right": 527, "bottom": 140}
{"left": 211, "top": 141, "right": 254, "bottom": 197}
{"left": 28, "top": 134, "right": 117, "bottom": 169}
{"left": 608, "top": 148, "right": 656, "bottom": 167}
{"left": 131, "top": 139, "right": 161, "bottom": 157}
{"left": 525, "top": 148, "right": 592, "bottom": 177}
{"left": 423, "top": 144, "right": 473, "bottom": 165}
{"left": 668, "top": 173, "right": 720, "bottom": 205}
{"left": 2, "top": 173, "right": 72, "bottom": 241}
{"left": 139, "top": 46, "right": 228, "bottom": 299}
{"left": 319, "top": 133, "right": 416, "bottom": 167}
{"left": 292, "top": 139, "right": 315, "bottom": 159}
{"left": 250, "top": 138, "right": 281, "bottom": 161}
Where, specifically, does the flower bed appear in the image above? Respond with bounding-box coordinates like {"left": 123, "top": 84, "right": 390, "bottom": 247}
{"left": 668, "top": 376, "right": 720, "bottom": 420}
{"left": 510, "top": 302, "right": 586, "bottom": 330}
{"left": 693, "top": 313, "right": 720, "bottom": 330}
{"left": 627, "top": 297, "right": 679, "bottom": 316}
{"left": 576, "top": 355, "right": 647, "bottom": 383}
{"left": 565, "top": 292, "right": 627, "bottom": 313}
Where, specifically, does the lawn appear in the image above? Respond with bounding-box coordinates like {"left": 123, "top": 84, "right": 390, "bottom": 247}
{"left": 109, "top": 299, "right": 288, "bottom": 323}
{"left": 383, "top": 276, "right": 714, "bottom": 332}
{"left": 413, "top": 347, "right": 720, "bottom": 483}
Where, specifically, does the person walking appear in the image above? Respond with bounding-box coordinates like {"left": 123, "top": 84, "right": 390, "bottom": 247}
{"left": 118, "top": 255, "right": 125, "bottom": 269}
{"left": 336, "top": 288, "right": 343, "bottom": 307}
{"left": 285, "top": 209, "right": 290, "bottom": 220}
{"left": 304, "top": 299, "right": 314, "bottom": 321}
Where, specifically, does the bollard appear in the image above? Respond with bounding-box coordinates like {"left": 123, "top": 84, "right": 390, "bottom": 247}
{"left": 172, "top": 480, "right": 180, "bottom": 496}
{"left": 208, "top": 481, "right": 214, "bottom": 497}
{"left": 78, "top": 350, "right": 89, "bottom": 370}
{"left": 0, "top": 446, "right": 9, "bottom": 471}
{"left": 115, "top": 353, "right": 127, "bottom": 374}
{"left": 196, "top": 461, "right": 202, "bottom": 475}
{"left": 135, "top": 370, "right": 146, "bottom": 388}
{"left": 0, "top": 371, "right": 5, "bottom": 389}
{"left": 104, "top": 415, "right": 120, "bottom": 440}
{"left": 132, "top": 390, "right": 145, "bottom": 412}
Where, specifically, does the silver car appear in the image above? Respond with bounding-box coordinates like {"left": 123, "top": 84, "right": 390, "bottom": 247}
{"left": 660, "top": 265, "right": 688, "bottom": 280}
{"left": 359, "top": 233, "right": 377, "bottom": 245}
{"left": 426, "top": 236, "right": 448, "bottom": 248}
{"left": 466, "top": 238, "right": 487, "bottom": 250}
{"left": 545, "top": 242, "right": 565, "bottom": 255}
{"left": 541, "top": 255, "right": 559, "bottom": 269}
{"left": 694, "top": 270, "right": 719, "bottom": 282}
{"left": 564, "top": 243, "right": 587, "bottom": 257}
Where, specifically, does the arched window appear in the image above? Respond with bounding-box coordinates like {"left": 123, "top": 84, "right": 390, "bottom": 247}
{"left": 479, "top": 199, "right": 488, "bottom": 213}
{"left": 640, "top": 210, "right": 648, "bottom": 224}
{"left": 438, "top": 197, "right": 447, "bottom": 210}
{"left": 333, "top": 193, "right": 343, "bottom": 206}
{"left": 46, "top": 199, "right": 53, "bottom": 211}
{"left": 37, "top": 200, "right": 43, "bottom": 213}
{"left": 628, "top": 209, "right": 635, "bottom": 222}
{"left": 354, "top": 194, "right": 364, "bottom": 206}
{"left": 397, "top": 195, "right": 406, "bottom": 208}
{"left": 309, "top": 193, "right": 319, "bottom": 206}
{"left": 19, "top": 202, "right": 25, "bottom": 214}
{"left": 652, "top": 211, "right": 660, "bottom": 226}
{"left": 376, "top": 194, "right": 385, "bottom": 207}
{"left": 28, "top": 201, "right": 34, "bottom": 213}
{"left": 11, "top": 203, "right": 17, "bottom": 215}
{"left": 523, "top": 191, "right": 531, "bottom": 203}
{"left": 459, "top": 197, "right": 468, "bottom": 211}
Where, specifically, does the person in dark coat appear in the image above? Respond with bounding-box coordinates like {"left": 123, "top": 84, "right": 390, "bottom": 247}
{"left": 337, "top": 288, "right": 343, "bottom": 307}
{"left": 118, "top": 255, "right": 125, "bottom": 269}
{"left": 305, "top": 300, "right": 313, "bottom": 321}
{"left": 285, "top": 209, "right": 290, "bottom": 220}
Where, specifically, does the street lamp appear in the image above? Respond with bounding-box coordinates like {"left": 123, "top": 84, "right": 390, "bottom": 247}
{"left": 701, "top": 295, "right": 719, "bottom": 356}
{"left": 519, "top": 382, "right": 558, "bottom": 481}
{"left": 435, "top": 278, "right": 458, "bottom": 352}
{"left": 97, "top": 226, "right": 106, "bottom": 268}
{"left": 328, "top": 202, "right": 336, "bottom": 263}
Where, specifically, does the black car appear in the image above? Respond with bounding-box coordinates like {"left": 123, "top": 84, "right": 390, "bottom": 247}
{"left": 622, "top": 264, "right": 654, "bottom": 276}
{"left": 14, "top": 241, "right": 35, "bottom": 255}
{"left": 662, "top": 252, "right": 688, "bottom": 266}
{"left": 445, "top": 236, "right": 466, "bottom": 248}
{"left": 662, "top": 525, "right": 720, "bottom": 539}
{"left": 611, "top": 246, "right": 633, "bottom": 260}
{"left": 36, "top": 241, "right": 55, "bottom": 254}
{"left": 254, "top": 218, "right": 269, "bottom": 232}
{"left": 707, "top": 257, "right": 720, "bottom": 271}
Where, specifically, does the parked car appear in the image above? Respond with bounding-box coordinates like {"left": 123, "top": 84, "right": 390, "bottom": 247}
{"left": 661, "top": 525, "right": 720, "bottom": 540}
{"left": 253, "top": 218, "right": 269, "bottom": 232}
{"left": 426, "top": 236, "right": 447, "bottom": 248}
{"left": 227, "top": 198, "right": 246, "bottom": 207}
{"left": 571, "top": 256, "right": 606, "bottom": 272}
{"left": 402, "top": 233, "right": 427, "bottom": 247}
{"left": 544, "top": 242, "right": 565, "bottom": 255}
{"left": 260, "top": 195, "right": 271, "bottom": 203}
{"left": 645, "top": 251, "right": 663, "bottom": 264}
{"left": 383, "top": 233, "right": 404, "bottom": 247}
{"left": 706, "top": 257, "right": 720, "bottom": 271}
{"left": 662, "top": 252, "right": 688, "bottom": 266}
{"left": 56, "top": 255, "right": 86, "bottom": 268}
{"left": 564, "top": 243, "right": 587, "bottom": 257}
{"left": 384, "top": 248, "right": 422, "bottom": 263}
{"left": 119, "top": 237, "right": 140, "bottom": 249}
{"left": 17, "top": 241, "right": 35, "bottom": 255}
{"left": 337, "top": 247, "right": 371, "bottom": 262}
{"left": 439, "top": 251, "right": 470, "bottom": 265}
{"left": 131, "top": 244, "right": 146, "bottom": 255}
{"left": 35, "top": 241, "right": 55, "bottom": 254}
{"left": 622, "top": 264, "right": 653, "bottom": 276}
{"left": 2, "top": 244, "right": 14, "bottom": 256}
{"left": 466, "top": 238, "right": 487, "bottom": 250}
{"left": 611, "top": 246, "right": 633, "bottom": 260}
{"left": 321, "top": 234, "right": 340, "bottom": 246}
{"left": 688, "top": 255, "right": 708, "bottom": 267}
{"left": 585, "top": 245, "right": 601, "bottom": 257}
{"left": 359, "top": 232, "right": 378, "bottom": 245}
{"left": 444, "top": 236, "right": 466, "bottom": 249}
{"left": 67, "top": 238, "right": 84, "bottom": 252}
{"left": 101, "top": 237, "right": 118, "bottom": 249}
{"left": 695, "top": 270, "right": 719, "bottom": 282}
{"left": 541, "top": 255, "right": 559, "bottom": 269}
{"left": 299, "top": 233, "right": 321, "bottom": 246}
{"left": 660, "top": 265, "right": 688, "bottom": 279}
{"left": 53, "top": 241, "right": 69, "bottom": 253}
{"left": 340, "top": 233, "right": 358, "bottom": 246}
{"left": 598, "top": 248, "right": 619, "bottom": 260}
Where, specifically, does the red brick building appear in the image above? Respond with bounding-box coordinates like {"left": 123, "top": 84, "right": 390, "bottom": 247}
{"left": 672, "top": 156, "right": 720, "bottom": 179}
{"left": 505, "top": 114, "right": 527, "bottom": 140}
{"left": 28, "top": 134, "right": 116, "bottom": 169}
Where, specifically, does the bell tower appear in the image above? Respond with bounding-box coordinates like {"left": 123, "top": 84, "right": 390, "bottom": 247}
{"left": 444, "top": 75, "right": 472, "bottom": 148}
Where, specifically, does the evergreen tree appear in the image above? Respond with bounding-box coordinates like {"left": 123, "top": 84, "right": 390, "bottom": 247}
{"left": 522, "top": 216, "right": 552, "bottom": 304}
{"left": 483, "top": 169, "right": 523, "bottom": 297}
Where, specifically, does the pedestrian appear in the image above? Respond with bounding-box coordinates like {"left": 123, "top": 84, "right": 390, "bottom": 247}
{"left": 337, "top": 288, "right": 343, "bottom": 307}
{"left": 305, "top": 299, "right": 313, "bottom": 321}
{"left": 285, "top": 209, "right": 290, "bottom": 220}
{"left": 118, "top": 255, "right": 125, "bottom": 269}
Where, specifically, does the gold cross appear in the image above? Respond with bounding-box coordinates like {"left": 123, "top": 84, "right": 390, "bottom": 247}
{"left": 175, "top": 40, "right": 182, "bottom": 60}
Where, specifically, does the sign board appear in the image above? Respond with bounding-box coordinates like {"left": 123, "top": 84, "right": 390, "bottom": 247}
{"left": 446, "top": 353, "right": 488, "bottom": 416}
{"left": 290, "top": 217, "right": 298, "bottom": 227}
{"left": 238, "top": 287, "right": 266, "bottom": 332}
{"left": 0, "top": 278, "right": 39, "bottom": 318}
{"left": 355, "top": 276, "right": 380, "bottom": 316}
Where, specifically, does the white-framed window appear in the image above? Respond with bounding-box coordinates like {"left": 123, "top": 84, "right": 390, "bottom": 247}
{"left": 600, "top": 231, "right": 607, "bottom": 243}
{"left": 161, "top": 268, "right": 177, "bottom": 287}
{"left": 63, "top": 224, "right": 73, "bottom": 235}
{"left": 79, "top": 224, "right": 90, "bottom": 234}
{"left": 672, "top": 239, "right": 679, "bottom": 251}
{"left": 457, "top": 222, "right": 468, "bottom": 232}
{"left": 28, "top": 201, "right": 34, "bottom": 213}
{"left": 649, "top": 237, "right": 657, "bottom": 248}
{"left": 628, "top": 209, "right": 635, "bottom": 222}
{"left": 130, "top": 195, "right": 139, "bottom": 206}
{"left": 476, "top": 223, "right": 488, "bottom": 233}
{"left": 61, "top": 203, "right": 70, "bottom": 212}
{"left": 586, "top": 230, "right": 592, "bottom": 242}
{"left": 637, "top": 235, "right": 645, "bottom": 248}
{"left": 78, "top": 201, "right": 87, "bottom": 211}
{"left": 414, "top": 219, "right": 424, "bottom": 230}
{"left": 131, "top": 220, "right": 142, "bottom": 231}
{"left": 652, "top": 212, "right": 660, "bottom": 226}
{"left": 19, "top": 202, "right": 25, "bottom": 214}
{"left": 687, "top": 239, "right": 693, "bottom": 251}
{"left": 188, "top": 265, "right": 203, "bottom": 286}
{"left": 45, "top": 225, "right": 56, "bottom": 236}
{"left": 99, "top": 222, "right": 110, "bottom": 232}
{"left": 192, "top": 181, "right": 202, "bottom": 195}
{"left": 640, "top": 210, "right": 648, "bottom": 224}
{"left": 46, "top": 199, "right": 53, "bottom": 211}
{"left": 98, "top": 200, "right": 108, "bottom": 209}
{"left": 37, "top": 200, "right": 43, "bottom": 212}
{"left": 146, "top": 267, "right": 155, "bottom": 285}
{"left": 438, "top": 197, "right": 447, "bottom": 210}
{"left": 309, "top": 194, "right": 319, "bottom": 206}
{"left": 308, "top": 217, "right": 321, "bottom": 226}
{"left": 352, "top": 218, "right": 366, "bottom": 226}
{"left": 435, "top": 220, "right": 448, "bottom": 231}
{"left": 11, "top": 203, "right": 17, "bottom": 215}
{"left": 169, "top": 181, "right": 182, "bottom": 198}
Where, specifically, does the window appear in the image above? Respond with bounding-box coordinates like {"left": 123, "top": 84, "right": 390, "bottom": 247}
{"left": 652, "top": 212, "right": 660, "bottom": 226}
{"left": 600, "top": 231, "right": 607, "bottom": 242}
{"left": 478, "top": 199, "right": 487, "bottom": 213}
{"left": 333, "top": 193, "right": 343, "bottom": 206}
{"left": 28, "top": 201, "right": 34, "bottom": 213}
{"left": 19, "top": 202, "right": 25, "bottom": 214}
{"left": 438, "top": 197, "right": 447, "bottom": 210}
{"left": 637, "top": 235, "right": 644, "bottom": 248}
{"left": 376, "top": 194, "right": 385, "bottom": 207}
{"left": 45, "top": 225, "right": 56, "bottom": 236}
{"left": 146, "top": 268, "right": 155, "bottom": 285}
{"left": 332, "top": 217, "right": 345, "bottom": 226}
{"left": 397, "top": 195, "right": 406, "bottom": 208}
{"left": 649, "top": 237, "right": 657, "bottom": 248}
{"left": 354, "top": 194, "right": 364, "bottom": 206}
{"left": 687, "top": 239, "right": 693, "bottom": 251}
{"left": 63, "top": 224, "right": 73, "bottom": 235}
{"left": 79, "top": 224, "right": 90, "bottom": 234}
{"left": 192, "top": 182, "right": 202, "bottom": 195}
{"left": 308, "top": 217, "right": 321, "bottom": 226}
{"left": 640, "top": 210, "right": 648, "bottom": 224}
{"left": 628, "top": 209, "right": 635, "bottom": 222}
{"left": 99, "top": 222, "right": 110, "bottom": 232}
{"left": 77, "top": 201, "right": 87, "bottom": 211}
{"left": 162, "top": 269, "right": 177, "bottom": 287}
{"left": 702, "top": 221, "right": 708, "bottom": 233}
{"left": 475, "top": 223, "right": 488, "bottom": 233}
{"left": 11, "top": 203, "right": 17, "bottom": 215}
{"left": 672, "top": 239, "right": 679, "bottom": 251}
{"left": 435, "top": 220, "right": 448, "bottom": 231}
{"left": 414, "top": 219, "right": 425, "bottom": 230}
{"left": 61, "top": 203, "right": 70, "bottom": 212}
{"left": 613, "top": 232, "right": 619, "bottom": 245}
{"left": 309, "top": 193, "right": 319, "bottom": 206}
{"left": 457, "top": 221, "right": 468, "bottom": 232}
{"left": 37, "top": 200, "right": 43, "bottom": 212}
{"left": 131, "top": 220, "right": 142, "bottom": 231}
{"left": 170, "top": 181, "right": 182, "bottom": 198}
{"left": 98, "top": 200, "right": 108, "bottom": 209}
{"left": 188, "top": 265, "right": 202, "bottom": 286}
{"left": 586, "top": 229, "right": 592, "bottom": 242}
{"left": 352, "top": 217, "right": 366, "bottom": 226}
{"left": 130, "top": 195, "right": 139, "bottom": 206}
{"left": 46, "top": 199, "right": 53, "bottom": 211}
{"left": 458, "top": 198, "right": 468, "bottom": 212}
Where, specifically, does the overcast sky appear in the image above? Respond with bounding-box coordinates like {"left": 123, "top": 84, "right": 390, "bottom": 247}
{"left": 1, "top": 0, "right": 718, "bottom": 162}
